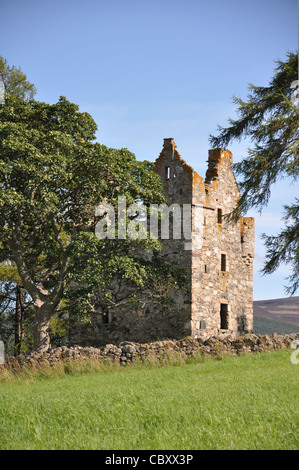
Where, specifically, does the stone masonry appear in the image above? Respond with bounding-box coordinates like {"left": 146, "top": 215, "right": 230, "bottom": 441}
{"left": 70, "top": 138, "right": 254, "bottom": 346}
{"left": 7, "top": 334, "right": 298, "bottom": 370}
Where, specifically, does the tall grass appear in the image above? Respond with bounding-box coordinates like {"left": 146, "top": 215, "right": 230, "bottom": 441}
{"left": 0, "top": 349, "right": 210, "bottom": 384}
{"left": 0, "top": 350, "right": 298, "bottom": 450}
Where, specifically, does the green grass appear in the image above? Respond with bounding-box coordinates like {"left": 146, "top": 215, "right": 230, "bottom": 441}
{"left": 0, "top": 350, "right": 298, "bottom": 450}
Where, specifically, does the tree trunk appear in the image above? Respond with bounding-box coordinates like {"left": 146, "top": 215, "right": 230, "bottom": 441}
{"left": 15, "top": 285, "right": 24, "bottom": 355}
{"left": 33, "top": 307, "right": 51, "bottom": 352}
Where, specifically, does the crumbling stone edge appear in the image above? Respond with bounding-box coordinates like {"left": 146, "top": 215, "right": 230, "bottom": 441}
{"left": 3, "top": 333, "right": 299, "bottom": 370}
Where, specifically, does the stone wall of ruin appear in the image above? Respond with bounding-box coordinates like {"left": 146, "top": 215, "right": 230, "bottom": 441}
{"left": 70, "top": 139, "right": 254, "bottom": 347}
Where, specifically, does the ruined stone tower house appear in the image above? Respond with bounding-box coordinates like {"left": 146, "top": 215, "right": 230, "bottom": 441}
{"left": 70, "top": 138, "right": 254, "bottom": 346}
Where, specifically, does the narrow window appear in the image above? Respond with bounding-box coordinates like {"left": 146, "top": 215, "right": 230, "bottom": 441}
{"left": 165, "top": 166, "right": 170, "bottom": 180}
{"left": 204, "top": 264, "right": 208, "bottom": 273}
{"left": 200, "top": 320, "right": 206, "bottom": 330}
{"left": 241, "top": 235, "right": 244, "bottom": 244}
{"left": 221, "top": 254, "right": 226, "bottom": 272}
{"left": 102, "top": 310, "right": 112, "bottom": 324}
{"left": 238, "top": 315, "right": 246, "bottom": 332}
{"left": 220, "top": 304, "right": 229, "bottom": 329}
{"left": 217, "top": 208, "right": 222, "bottom": 224}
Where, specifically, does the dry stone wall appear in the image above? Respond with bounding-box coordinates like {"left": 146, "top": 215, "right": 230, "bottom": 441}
{"left": 5, "top": 333, "right": 299, "bottom": 370}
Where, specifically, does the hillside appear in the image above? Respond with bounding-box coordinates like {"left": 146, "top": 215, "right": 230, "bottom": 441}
{"left": 253, "top": 297, "right": 299, "bottom": 325}
{"left": 253, "top": 296, "right": 299, "bottom": 335}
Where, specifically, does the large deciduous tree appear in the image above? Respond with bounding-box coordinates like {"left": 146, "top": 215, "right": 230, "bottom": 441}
{"left": 0, "top": 94, "right": 168, "bottom": 351}
{"left": 210, "top": 51, "right": 299, "bottom": 295}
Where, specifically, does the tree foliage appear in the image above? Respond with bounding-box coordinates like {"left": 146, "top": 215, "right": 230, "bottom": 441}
{"left": 0, "top": 57, "right": 37, "bottom": 353}
{"left": 0, "top": 90, "right": 182, "bottom": 351}
{"left": 210, "top": 51, "right": 299, "bottom": 294}
{"left": 0, "top": 57, "right": 36, "bottom": 100}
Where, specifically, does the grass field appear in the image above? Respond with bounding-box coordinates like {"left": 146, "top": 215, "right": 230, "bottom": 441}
{"left": 0, "top": 350, "right": 298, "bottom": 450}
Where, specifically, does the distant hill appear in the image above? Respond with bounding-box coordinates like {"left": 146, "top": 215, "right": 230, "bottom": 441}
{"left": 253, "top": 297, "right": 299, "bottom": 325}
{"left": 253, "top": 296, "right": 299, "bottom": 335}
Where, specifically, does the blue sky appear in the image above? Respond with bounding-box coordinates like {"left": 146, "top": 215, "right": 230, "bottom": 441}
{"left": 0, "top": 0, "right": 298, "bottom": 300}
